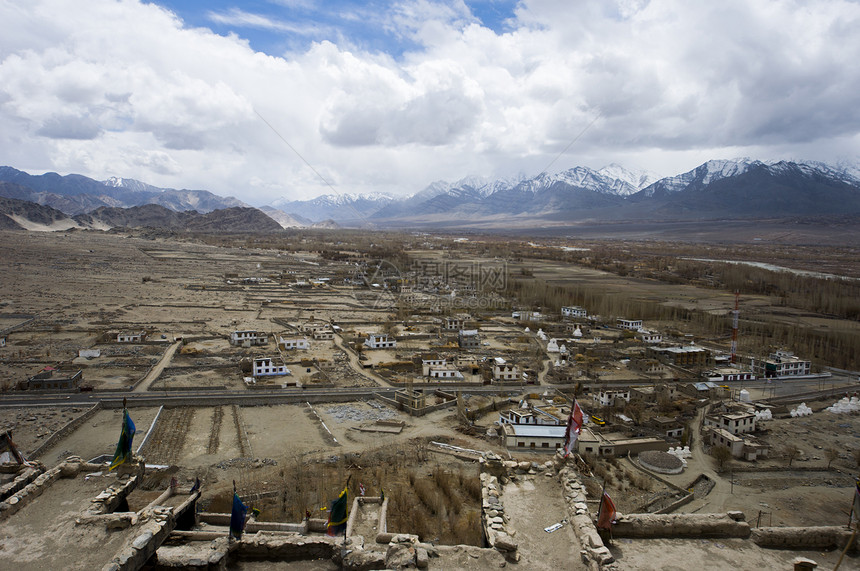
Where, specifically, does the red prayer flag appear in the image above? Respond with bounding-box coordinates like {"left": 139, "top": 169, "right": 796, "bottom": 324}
{"left": 563, "top": 400, "right": 584, "bottom": 457}
{"left": 597, "top": 492, "right": 617, "bottom": 530}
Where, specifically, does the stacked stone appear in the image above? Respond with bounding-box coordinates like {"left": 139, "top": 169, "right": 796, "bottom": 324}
{"left": 0, "top": 463, "right": 60, "bottom": 521}
{"left": 479, "top": 471, "right": 518, "bottom": 560}
{"left": 558, "top": 463, "right": 614, "bottom": 568}
{"left": 340, "top": 533, "right": 439, "bottom": 570}
{"left": 612, "top": 512, "right": 750, "bottom": 539}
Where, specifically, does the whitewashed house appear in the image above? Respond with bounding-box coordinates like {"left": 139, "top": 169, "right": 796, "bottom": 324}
{"left": 561, "top": 306, "right": 587, "bottom": 319}
{"left": 230, "top": 330, "right": 268, "bottom": 347}
{"left": 278, "top": 337, "right": 309, "bottom": 351}
{"left": 364, "top": 334, "right": 396, "bottom": 350}
{"left": 492, "top": 357, "right": 520, "bottom": 381}
{"left": 704, "top": 411, "right": 757, "bottom": 435}
{"left": 313, "top": 328, "right": 335, "bottom": 340}
{"left": 117, "top": 331, "right": 147, "bottom": 343}
{"left": 617, "top": 318, "right": 643, "bottom": 331}
{"left": 253, "top": 357, "right": 291, "bottom": 377}
{"left": 638, "top": 330, "right": 662, "bottom": 343}
{"left": 427, "top": 366, "right": 464, "bottom": 380}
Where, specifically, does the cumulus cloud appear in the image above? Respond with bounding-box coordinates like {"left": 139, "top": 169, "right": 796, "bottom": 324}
{"left": 0, "top": 0, "right": 859, "bottom": 204}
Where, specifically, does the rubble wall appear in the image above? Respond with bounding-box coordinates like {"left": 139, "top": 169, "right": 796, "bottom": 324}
{"left": 28, "top": 402, "right": 102, "bottom": 459}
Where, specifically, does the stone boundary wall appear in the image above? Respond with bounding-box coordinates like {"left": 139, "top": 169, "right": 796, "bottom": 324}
{"left": 28, "top": 402, "right": 102, "bottom": 459}
{"left": 0, "top": 465, "right": 44, "bottom": 502}
{"left": 611, "top": 512, "right": 751, "bottom": 539}
{"left": 730, "top": 465, "right": 842, "bottom": 473}
{"left": 751, "top": 526, "right": 859, "bottom": 550}
{"left": 102, "top": 392, "right": 373, "bottom": 409}
{"left": 0, "top": 458, "right": 104, "bottom": 522}
{"left": 558, "top": 463, "right": 615, "bottom": 568}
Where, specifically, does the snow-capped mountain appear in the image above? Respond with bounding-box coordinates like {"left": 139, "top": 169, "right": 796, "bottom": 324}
{"left": 272, "top": 192, "right": 396, "bottom": 223}
{"left": 0, "top": 167, "right": 248, "bottom": 215}
{"left": 635, "top": 158, "right": 760, "bottom": 198}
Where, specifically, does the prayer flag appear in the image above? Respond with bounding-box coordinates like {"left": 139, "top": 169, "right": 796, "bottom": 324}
{"left": 597, "top": 492, "right": 617, "bottom": 530}
{"left": 230, "top": 492, "right": 249, "bottom": 540}
{"left": 852, "top": 479, "right": 860, "bottom": 523}
{"left": 327, "top": 485, "right": 349, "bottom": 536}
{"left": 108, "top": 409, "right": 135, "bottom": 471}
{"left": 563, "top": 400, "right": 584, "bottom": 457}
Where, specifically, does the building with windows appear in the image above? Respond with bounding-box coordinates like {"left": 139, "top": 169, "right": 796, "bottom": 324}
{"left": 278, "top": 337, "right": 309, "bottom": 351}
{"left": 491, "top": 357, "right": 520, "bottom": 382}
{"left": 752, "top": 350, "right": 811, "bottom": 378}
{"left": 704, "top": 410, "right": 757, "bottom": 435}
{"left": 705, "top": 368, "right": 756, "bottom": 383}
{"left": 458, "top": 329, "right": 481, "bottom": 349}
{"left": 647, "top": 345, "right": 711, "bottom": 367}
{"left": 230, "top": 330, "right": 268, "bottom": 347}
{"left": 26, "top": 367, "right": 83, "bottom": 390}
{"left": 502, "top": 424, "right": 567, "bottom": 452}
{"left": 117, "top": 331, "right": 147, "bottom": 343}
{"left": 252, "top": 357, "right": 290, "bottom": 377}
{"left": 617, "top": 318, "right": 643, "bottom": 330}
{"left": 364, "top": 334, "right": 396, "bottom": 349}
{"left": 561, "top": 306, "right": 587, "bottom": 319}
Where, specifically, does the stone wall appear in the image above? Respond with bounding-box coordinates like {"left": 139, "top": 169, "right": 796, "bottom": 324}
{"left": 558, "top": 462, "right": 615, "bottom": 568}
{"left": 612, "top": 512, "right": 751, "bottom": 539}
{"left": 752, "top": 526, "right": 859, "bottom": 550}
{"left": 28, "top": 402, "right": 102, "bottom": 459}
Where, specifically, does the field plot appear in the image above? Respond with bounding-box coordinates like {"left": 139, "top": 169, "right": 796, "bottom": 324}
{"left": 156, "top": 367, "right": 244, "bottom": 390}
{"left": 159, "top": 406, "right": 242, "bottom": 468}
{"left": 36, "top": 406, "right": 160, "bottom": 465}
{"left": 244, "top": 404, "right": 331, "bottom": 458}
{"left": 0, "top": 406, "right": 91, "bottom": 455}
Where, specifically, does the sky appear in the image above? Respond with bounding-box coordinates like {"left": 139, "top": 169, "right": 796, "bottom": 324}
{"left": 1, "top": 0, "right": 860, "bottom": 206}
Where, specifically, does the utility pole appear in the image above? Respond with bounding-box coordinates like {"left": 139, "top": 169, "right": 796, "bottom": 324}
{"left": 730, "top": 291, "right": 740, "bottom": 365}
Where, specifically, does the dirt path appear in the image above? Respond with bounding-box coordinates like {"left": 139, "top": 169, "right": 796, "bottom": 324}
{"left": 502, "top": 475, "right": 586, "bottom": 570}
{"left": 333, "top": 334, "right": 391, "bottom": 387}
{"left": 134, "top": 341, "right": 181, "bottom": 392}
{"left": 660, "top": 406, "right": 733, "bottom": 513}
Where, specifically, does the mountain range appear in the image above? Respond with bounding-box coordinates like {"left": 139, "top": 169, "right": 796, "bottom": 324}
{"left": 272, "top": 159, "right": 860, "bottom": 226}
{"left": 1, "top": 158, "right": 859, "bottom": 233}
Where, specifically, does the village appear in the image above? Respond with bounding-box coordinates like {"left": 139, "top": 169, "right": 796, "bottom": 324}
{"left": 1, "top": 228, "right": 859, "bottom": 570}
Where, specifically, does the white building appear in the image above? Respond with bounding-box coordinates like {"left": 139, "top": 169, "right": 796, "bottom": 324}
{"left": 638, "top": 330, "right": 662, "bottom": 343}
{"left": 705, "top": 368, "right": 756, "bottom": 383}
{"left": 364, "top": 334, "right": 396, "bottom": 349}
{"left": 313, "top": 329, "right": 335, "bottom": 341}
{"left": 117, "top": 331, "right": 146, "bottom": 343}
{"left": 562, "top": 306, "right": 587, "bottom": 319}
{"left": 709, "top": 427, "right": 769, "bottom": 461}
{"left": 278, "top": 337, "right": 309, "bottom": 351}
{"left": 253, "top": 357, "right": 291, "bottom": 377}
{"left": 704, "top": 411, "right": 757, "bottom": 435}
{"left": 421, "top": 356, "right": 446, "bottom": 376}
{"left": 753, "top": 350, "right": 812, "bottom": 378}
{"left": 230, "top": 330, "right": 268, "bottom": 347}
{"left": 597, "top": 389, "right": 631, "bottom": 407}
{"left": 503, "top": 424, "right": 566, "bottom": 452}
{"left": 512, "top": 310, "right": 543, "bottom": 322}
{"left": 617, "top": 318, "right": 643, "bottom": 331}
{"left": 492, "top": 357, "right": 520, "bottom": 381}
{"left": 427, "top": 366, "right": 464, "bottom": 380}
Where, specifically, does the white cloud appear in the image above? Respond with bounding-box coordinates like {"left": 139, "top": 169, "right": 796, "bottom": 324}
{"left": 0, "top": 0, "right": 859, "bottom": 206}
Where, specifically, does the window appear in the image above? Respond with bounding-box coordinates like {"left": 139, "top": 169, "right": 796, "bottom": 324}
{"left": 542, "top": 442, "right": 549, "bottom": 448}
{"left": 518, "top": 442, "right": 524, "bottom": 447}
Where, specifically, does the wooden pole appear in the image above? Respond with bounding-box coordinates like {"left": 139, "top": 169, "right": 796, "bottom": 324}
{"left": 833, "top": 526, "right": 858, "bottom": 571}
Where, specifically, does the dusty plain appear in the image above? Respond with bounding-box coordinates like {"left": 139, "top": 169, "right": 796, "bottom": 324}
{"left": 1, "top": 228, "right": 859, "bottom": 569}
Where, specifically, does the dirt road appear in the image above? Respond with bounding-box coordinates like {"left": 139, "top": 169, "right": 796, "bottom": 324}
{"left": 134, "top": 341, "right": 181, "bottom": 392}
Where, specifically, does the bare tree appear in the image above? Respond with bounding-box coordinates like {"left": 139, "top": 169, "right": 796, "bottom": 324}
{"left": 711, "top": 445, "right": 732, "bottom": 471}
{"left": 783, "top": 444, "right": 801, "bottom": 467}
{"left": 825, "top": 447, "right": 840, "bottom": 469}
